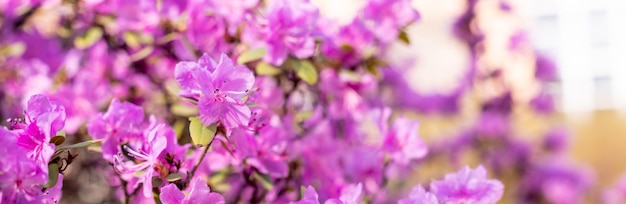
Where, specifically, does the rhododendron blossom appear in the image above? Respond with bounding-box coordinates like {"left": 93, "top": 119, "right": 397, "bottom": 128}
{"left": 160, "top": 177, "right": 225, "bottom": 204}
{"left": 430, "top": 165, "right": 504, "bottom": 203}
{"left": 175, "top": 53, "right": 255, "bottom": 133}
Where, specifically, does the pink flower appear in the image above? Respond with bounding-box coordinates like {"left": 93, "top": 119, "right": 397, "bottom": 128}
{"left": 325, "top": 183, "right": 363, "bottom": 204}
{"left": 175, "top": 53, "right": 255, "bottom": 134}
{"left": 430, "top": 165, "right": 504, "bottom": 204}
{"left": 290, "top": 186, "right": 321, "bottom": 204}
{"left": 87, "top": 98, "right": 145, "bottom": 162}
{"left": 231, "top": 127, "right": 289, "bottom": 178}
{"left": 243, "top": 0, "right": 319, "bottom": 65}
{"left": 290, "top": 183, "right": 363, "bottom": 204}
{"left": 360, "top": 0, "right": 420, "bottom": 44}
{"left": 12, "top": 94, "right": 66, "bottom": 170}
{"left": 398, "top": 185, "right": 438, "bottom": 204}
{"left": 382, "top": 116, "right": 428, "bottom": 165}
{"left": 0, "top": 127, "right": 57, "bottom": 203}
{"left": 114, "top": 121, "right": 168, "bottom": 197}
{"left": 160, "top": 177, "right": 225, "bottom": 204}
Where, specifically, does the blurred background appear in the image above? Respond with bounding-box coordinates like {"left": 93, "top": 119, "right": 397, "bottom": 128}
{"left": 314, "top": 0, "right": 626, "bottom": 200}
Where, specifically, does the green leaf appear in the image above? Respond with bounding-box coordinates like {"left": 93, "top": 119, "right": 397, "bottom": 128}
{"left": 166, "top": 173, "right": 184, "bottom": 182}
{"left": 173, "top": 120, "right": 186, "bottom": 140}
{"left": 171, "top": 103, "right": 198, "bottom": 116}
{"left": 237, "top": 47, "right": 266, "bottom": 64}
{"left": 398, "top": 30, "right": 410, "bottom": 44}
{"left": 130, "top": 46, "right": 154, "bottom": 62}
{"left": 300, "top": 186, "right": 306, "bottom": 198}
{"left": 294, "top": 111, "right": 313, "bottom": 123}
{"left": 255, "top": 61, "right": 281, "bottom": 76}
{"left": 0, "top": 42, "right": 26, "bottom": 56}
{"left": 74, "top": 27, "right": 103, "bottom": 49}
{"left": 152, "top": 176, "right": 163, "bottom": 187}
{"left": 43, "top": 163, "right": 59, "bottom": 188}
{"left": 252, "top": 172, "right": 274, "bottom": 190}
{"left": 157, "top": 33, "right": 179, "bottom": 45}
{"left": 87, "top": 145, "right": 102, "bottom": 153}
{"left": 291, "top": 59, "right": 318, "bottom": 85}
{"left": 59, "top": 139, "right": 103, "bottom": 150}
{"left": 123, "top": 32, "right": 142, "bottom": 49}
{"left": 188, "top": 116, "right": 217, "bottom": 147}
{"left": 209, "top": 170, "right": 228, "bottom": 184}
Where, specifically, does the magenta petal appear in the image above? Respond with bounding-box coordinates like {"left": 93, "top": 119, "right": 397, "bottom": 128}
{"left": 152, "top": 132, "right": 168, "bottom": 158}
{"left": 290, "top": 186, "right": 320, "bottom": 204}
{"left": 26, "top": 94, "right": 54, "bottom": 119}
{"left": 291, "top": 38, "right": 315, "bottom": 59}
{"left": 219, "top": 104, "right": 251, "bottom": 131}
{"left": 430, "top": 165, "right": 504, "bottom": 203}
{"left": 338, "top": 183, "right": 362, "bottom": 204}
{"left": 106, "top": 99, "right": 145, "bottom": 126}
{"left": 264, "top": 43, "right": 289, "bottom": 66}
{"left": 186, "top": 177, "right": 225, "bottom": 204}
{"left": 160, "top": 184, "right": 185, "bottom": 204}
{"left": 398, "top": 185, "right": 438, "bottom": 204}
{"left": 323, "top": 199, "right": 341, "bottom": 204}
{"left": 211, "top": 54, "right": 254, "bottom": 100}
{"left": 203, "top": 193, "right": 226, "bottom": 204}
{"left": 141, "top": 168, "right": 155, "bottom": 197}
{"left": 198, "top": 98, "right": 221, "bottom": 126}
{"left": 217, "top": 65, "right": 255, "bottom": 100}
{"left": 197, "top": 53, "right": 218, "bottom": 72}
{"left": 214, "top": 53, "right": 234, "bottom": 75}
{"left": 175, "top": 61, "right": 202, "bottom": 93}
{"left": 230, "top": 130, "right": 256, "bottom": 157}
{"left": 35, "top": 111, "right": 61, "bottom": 139}
{"left": 257, "top": 157, "right": 289, "bottom": 178}
{"left": 25, "top": 94, "right": 66, "bottom": 137}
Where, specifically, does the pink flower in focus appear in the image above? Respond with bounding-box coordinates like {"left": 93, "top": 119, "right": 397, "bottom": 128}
{"left": 114, "top": 121, "right": 168, "bottom": 198}
{"left": 175, "top": 53, "right": 255, "bottom": 134}
{"left": 12, "top": 94, "right": 66, "bottom": 170}
{"left": 87, "top": 99, "right": 145, "bottom": 162}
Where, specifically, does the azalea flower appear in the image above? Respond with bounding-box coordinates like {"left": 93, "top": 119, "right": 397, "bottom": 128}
{"left": 0, "top": 127, "right": 58, "bottom": 203}
{"left": 114, "top": 122, "right": 168, "bottom": 197}
{"left": 243, "top": 0, "right": 319, "bottom": 65}
{"left": 12, "top": 94, "right": 66, "bottom": 171}
{"left": 430, "top": 165, "right": 504, "bottom": 203}
{"left": 398, "top": 185, "right": 438, "bottom": 204}
{"left": 290, "top": 183, "right": 363, "bottom": 204}
{"left": 175, "top": 53, "right": 255, "bottom": 134}
{"left": 160, "top": 177, "right": 225, "bottom": 204}
{"left": 87, "top": 98, "right": 145, "bottom": 162}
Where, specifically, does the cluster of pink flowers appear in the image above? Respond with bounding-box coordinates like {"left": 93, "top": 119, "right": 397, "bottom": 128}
{"left": 0, "top": 0, "right": 608, "bottom": 203}
{"left": 1, "top": 95, "right": 65, "bottom": 203}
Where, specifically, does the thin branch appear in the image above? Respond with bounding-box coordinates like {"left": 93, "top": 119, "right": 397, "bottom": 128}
{"left": 188, "top": 133, "right": 217, "bottom": 182}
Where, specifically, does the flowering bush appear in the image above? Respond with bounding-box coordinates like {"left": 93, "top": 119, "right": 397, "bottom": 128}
{"left": 0, "top": 0, "right": 606, "bottom": 203}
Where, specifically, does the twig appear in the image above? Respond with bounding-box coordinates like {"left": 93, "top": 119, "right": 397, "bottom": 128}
{"left": 188, "top": 133, "right": 217, "bottom": 183}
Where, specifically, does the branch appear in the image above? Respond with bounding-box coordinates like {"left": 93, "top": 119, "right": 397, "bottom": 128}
{"left": 188, "top": 133, "right": 217, "bottom": 183}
